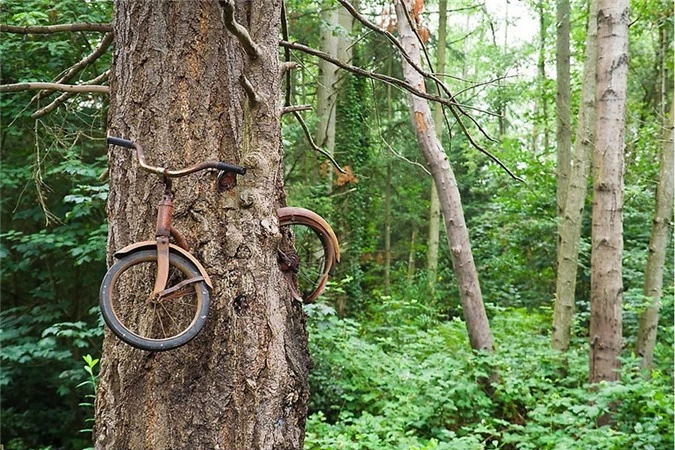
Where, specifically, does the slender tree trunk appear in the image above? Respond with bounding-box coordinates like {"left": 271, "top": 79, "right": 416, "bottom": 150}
{"left": 316, "top": 1, "right": 353, "bottom": 187}
{"left": 531, "top": 2, "right": 549, "bottom": 153}
{"left": 316, "top": 3, "right": 340, "bottom": 185}
{"left": 552, "top": 0, "right": 598, "bottom": 351}
{"left": 395, "top": 0, "right": 493, "bottom": 351}
{"left": 96, "top": 3, "right": 310, "bottom": 449}
{"left": 556, "top": 0, "right": 571, "bottom": 232}
{"left": 407, "top": 225, "right": 417, "bottom": 283}
{"left": 589, "top": 0, "right": 629, "bottom": 384}
{"left": 427, "top": 0, "right": 447, "bottom": 294}
{"left": 384, "top": 162, "right": 392, "bottom": 294}
{"left": 636, "top": 101, "right": 674, "bottom": 373}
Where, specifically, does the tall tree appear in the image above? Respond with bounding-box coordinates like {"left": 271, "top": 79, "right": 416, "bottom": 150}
{"left": 555, "top": 0, "right": 571, "bottom": 235}
{"left": 636, "top": 101, "right": 674, "bottom": 373}
{"left": 394, "top": 0, "right": 493, "bottom": 351}
{"left": 316, "top": 0, "right": 353, "bottom": 186}
{"left": 427, "top": 0, "right": 448, "bottom": 294}
{"left": 589, "top": 0, "right": 629, "bottom": 384}
{"left": 552, "top": 0, "right": 598, "bottom": 351}
{"left": 95, "top": 2, "right": 310, "bottom": 448}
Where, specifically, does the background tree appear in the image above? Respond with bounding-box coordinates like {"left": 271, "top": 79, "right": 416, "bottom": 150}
{"left": 589, "top": 0, "right": 629, "bottom": 384}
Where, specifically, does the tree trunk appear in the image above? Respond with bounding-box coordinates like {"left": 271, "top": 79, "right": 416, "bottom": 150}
{"left": 384, "top": 162, "right": 392, "bottom": 294}
{"left": 95, "top": 2, "right": 310, "bottom": 449}
{"left": 636, "top": 101, "right": 674, "bottom": 373}
{"left": 555, "top": 0, "right": 571, "bottom": 233}
{"left": 427, "top": 0, "right": 448, "bottom": 295}
{"left": 407, "top": 225, "right": 417, "bottom": 283}
{"left": 316, "top": 1, "right": 352, "bottom": 187}
{"left": 395, "top": 0, "right": 493, "bottom": 351}
{"left": 316, "top": 3, "right": 340, "bottom": 185}
{"left": 552, "top": 0, "right": 598, "bottom": 352}
{"left": 589, "top": 0, "right": 629, "bottom": 384}
{"left": 531, "top": 1, "right": 549, "bottom": 153}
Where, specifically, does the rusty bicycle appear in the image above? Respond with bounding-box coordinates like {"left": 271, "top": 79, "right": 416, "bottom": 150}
{"left": 100, "top": 137, "right": 340, "bottom": 352}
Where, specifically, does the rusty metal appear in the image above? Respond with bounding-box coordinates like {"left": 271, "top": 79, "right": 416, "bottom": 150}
{"left": 217, "top": 170, "right": 238, "bottom": 192}
{"left": 277, "top": 206, "right": 340, "bottom": 303}
{"left": 153, "top": 236, "right": 171, "bottom": 295}
{"left": 170, "top": 226, "right": 190, "bottom": 251}
{"left": 155, "top": 193, "right": 173, "bottom": 238}
{"left": 157, "top": 276, "right": 206, "bottom": 299}
{"left": 114, "top": 241, "right": 214, "bottom": 289}
{"left": 108, "top": 138, "right": 246, "bottom": 178}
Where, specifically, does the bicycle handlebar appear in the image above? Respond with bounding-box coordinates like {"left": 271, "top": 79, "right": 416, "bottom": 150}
{"left": 107, "top": 136, "right": 246, "bottom": 177}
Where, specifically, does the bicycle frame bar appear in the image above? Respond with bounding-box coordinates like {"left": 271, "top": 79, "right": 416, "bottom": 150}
{"left": 107, "top": 136, "right": 246, "bottom": 177}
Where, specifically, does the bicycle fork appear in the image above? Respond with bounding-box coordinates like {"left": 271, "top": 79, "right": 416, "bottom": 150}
{"left": 151, "top": 179, "right": 195, "bottom": 297}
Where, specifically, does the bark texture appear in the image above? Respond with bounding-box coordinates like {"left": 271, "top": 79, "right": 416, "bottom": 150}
{"left": 589, "top": 0, "right": 629, "bottom": 384}
{"left": 395, "top": 0, "right": 493, "bottom": 351}
{"left": 427, "top": 0, "right": 448, "bottom": 294}
{"left": 95, "top": 2, "right": 310, "bottom": 449}
{"left": 636, "top": 101, "right": 674, "bottom": 372}
{"left": 552, "top": 0, "right": 598, "bottom": 351}
{"left": 555, "top": 0, "right": 571, "bottom": 227}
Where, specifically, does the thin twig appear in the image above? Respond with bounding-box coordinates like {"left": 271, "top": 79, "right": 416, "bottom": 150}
{"left": 0, "top": 23, "right": 112, "bottom": 34}
{"left": 291, "top": 111, "right": 346, "bottom": 174}
{"left": 398, "top": 3, "right": 522, "bottom": 182}
{"left": 32, "top": 70, "right": 110, "bottom": 118}
{"left": 219, "top": 0, "right": 260, "bottom": 58}
{"left": 30, "top": 32, "right": 113, "bottom": 104}
{"left": 368, "top": 78, "right": 431, "bottom": 175}
{"left": 280, "top": 41, "right": 481, "bottom": 113}
{"left": 282, "top": 104, "right": 312, "bottom": 115}
{"left": 1, "top": 82, "right": 109, "bottom": 93}
{"left": 281, "top": 0, "right": 292, "bottom": 107}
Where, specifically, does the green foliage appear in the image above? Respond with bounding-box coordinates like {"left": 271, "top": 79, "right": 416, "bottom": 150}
{"left": 305, "top": 303, "right": 674, "bottom": 450}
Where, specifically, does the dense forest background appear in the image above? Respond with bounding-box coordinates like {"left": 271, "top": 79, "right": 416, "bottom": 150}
{"left": 1, "top": 0, "right": 673, "bottom": 449}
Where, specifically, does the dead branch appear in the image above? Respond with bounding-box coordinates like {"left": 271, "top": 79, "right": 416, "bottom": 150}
{"left": 31, "top": 70, "right": 110, "bottom": 118}
{"left": 0, "top": 23, "right": 112, "bottom": 34}
{"left": 1, "top": 82, "right": 109, "bottom": 93}
{"left": 219, "top": 0, "right": 260, "bottom": 58}
{"left": 281, "top": 40, "right": 466, "bottom": 110}
{"left": 291, "top": 111, "right": 346, "bottom": 174}
{"left": 282, "top": 104, "right": 312, "bottom": 115}
{"left": 31, "top": 32, "right": 113, "bottom": 104}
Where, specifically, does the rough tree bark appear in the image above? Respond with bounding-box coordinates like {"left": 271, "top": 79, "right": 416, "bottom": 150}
{"left": 95, "top": 2, "right": 310, "bottom": 449}
{"left": 635, "top": 101, "right": 674, "bottom": 373}
{"left": 427, "top": 0, "right": 447, "bottom": 295}
{"left": 552, "top": 0, "right": 598, "bottom": 352}
{"left": 395, "top": 0, "right": 493, "bottom": 351}
{"left": 589, "top": 0, "right": 629, "bottom": 384}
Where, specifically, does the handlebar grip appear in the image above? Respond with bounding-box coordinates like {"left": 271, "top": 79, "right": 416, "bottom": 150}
{"left": 217, "top": 162, "right": 247, "bottom": 175}
{"left": 107, "top": 136, "right": 135, "bottom": 149}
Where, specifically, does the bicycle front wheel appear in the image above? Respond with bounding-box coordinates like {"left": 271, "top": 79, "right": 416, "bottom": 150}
{"left": 100, "top": 249, "right": 210, "bottom": 351}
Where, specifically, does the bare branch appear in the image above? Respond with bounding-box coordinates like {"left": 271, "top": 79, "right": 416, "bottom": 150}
{"left": 291, "top": 111, "right": 346, "bottom": 174}
{"left": 282, "top": 104, "right": 312, "bottom": 115}
{"left": 219, "top": 0, "right": 260, "bottom": 58}
{"left": 0, "top": 23, "right": 112, "bottom": 34}
{"left": 31, "top": 32, "right": 113, "bottom": 104}
{"left": 239, "top": 75, "right": 260, "bottom": 104}
{"left": 1, "top": 82, "right": 109, "bottom": 93}
{"left": 281, "top": 40, "right": 472, "bottom": 111}
{"left": 31, "top": 70, "right": 110, "bottom": 118}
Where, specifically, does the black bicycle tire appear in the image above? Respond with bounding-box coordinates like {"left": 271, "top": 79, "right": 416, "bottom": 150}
{"left": 99, "top": 249, "right": 210, "bottom": 351}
